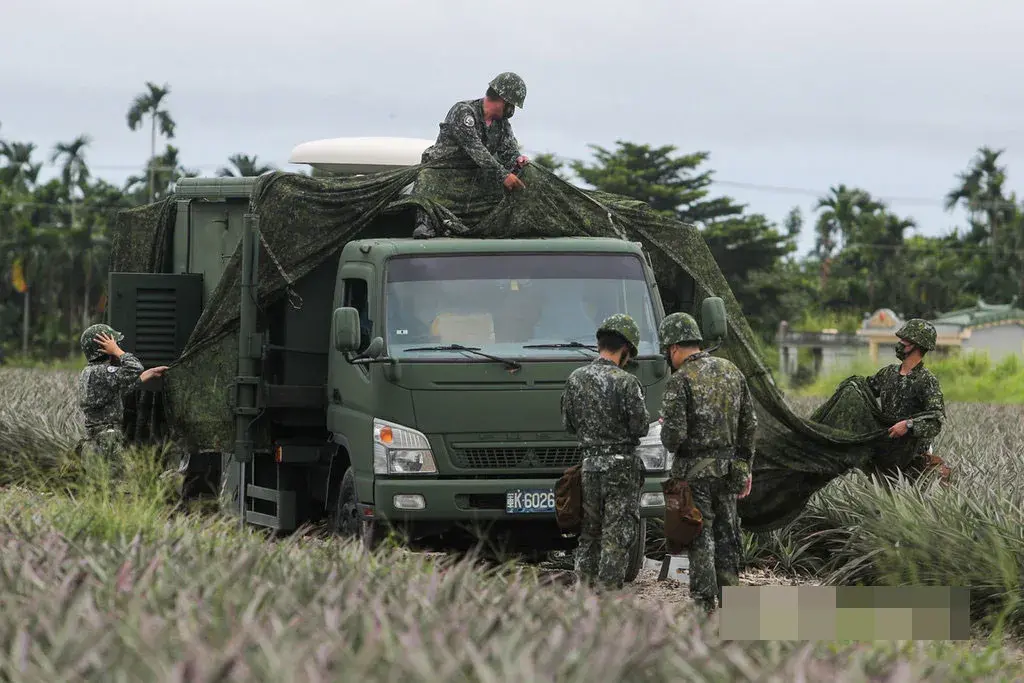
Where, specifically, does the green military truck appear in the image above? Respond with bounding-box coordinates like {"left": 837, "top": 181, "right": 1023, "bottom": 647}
{"left": 108, "top": 138, "right": 725, "bottom": 579}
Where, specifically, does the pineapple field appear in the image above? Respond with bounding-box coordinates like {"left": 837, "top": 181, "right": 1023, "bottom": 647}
{"left": 1, "top": 366, "right": 1022, "bottom": 681}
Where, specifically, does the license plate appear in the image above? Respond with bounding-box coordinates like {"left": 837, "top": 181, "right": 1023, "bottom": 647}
{"left": 505, "top": 489, "right": 555, "bottom": 514}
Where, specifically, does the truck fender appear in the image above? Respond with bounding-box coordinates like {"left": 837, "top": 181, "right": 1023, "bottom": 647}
{"left": 325, "top": 436, "right": 352, "bottom": 515}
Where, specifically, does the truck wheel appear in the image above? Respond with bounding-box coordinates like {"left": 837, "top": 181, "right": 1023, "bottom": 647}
{"left": 332, "top": 467, "right": 386, "bottom": 551}
{"left": 625, "top": 518, "right": 647, "bottom": 583}
{"left": 332, "top": 468, "right": 361, "bottom": 538}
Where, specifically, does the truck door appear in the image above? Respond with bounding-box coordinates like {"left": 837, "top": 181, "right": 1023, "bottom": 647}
{"left": 327, "top": 262, "right": 378, "bottom": 500}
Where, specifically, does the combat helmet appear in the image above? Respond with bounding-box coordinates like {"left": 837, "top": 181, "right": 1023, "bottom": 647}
{"left": 488, "top": 72, "right": 527, "bottom": 109}
{"left": 597, "top": 314, "right": 640, "bottom": 356}
{"left": 895, "top": 318, "right": 937, "bottom": 352}
{"left": 80, "top": 323, "right": 123, "bottom": 362}
{"left": 658, "top": 312, "right": 703, "bottom": 349}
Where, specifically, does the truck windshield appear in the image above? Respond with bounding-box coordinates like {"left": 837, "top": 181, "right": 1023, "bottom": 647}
{"left": 383, "top": 252, "right": 660, "bottom": 360}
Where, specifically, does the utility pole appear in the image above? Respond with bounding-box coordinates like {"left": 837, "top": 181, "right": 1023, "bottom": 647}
{"left": 22, "top": 287, "right": 28, "bottom": 356}
{"left": 149, "top": 114, "right": 156, "bottom": 203}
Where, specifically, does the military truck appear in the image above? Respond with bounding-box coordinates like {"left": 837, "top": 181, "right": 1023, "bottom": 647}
{"left": 109, "top": 137, "right": 726, "bottom": 578}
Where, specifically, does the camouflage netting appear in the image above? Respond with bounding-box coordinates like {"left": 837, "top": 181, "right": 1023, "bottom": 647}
{"left": 111, "top": 161, "right": 933, "bottom": 531}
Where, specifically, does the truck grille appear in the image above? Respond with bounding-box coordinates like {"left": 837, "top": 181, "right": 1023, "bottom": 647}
{"left": 451, "top": 446, "right": 581, "bottom": 470}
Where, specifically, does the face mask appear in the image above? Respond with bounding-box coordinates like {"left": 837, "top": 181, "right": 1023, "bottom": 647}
{"left": 895, "top": 342, "right": 907, "bottom": 360}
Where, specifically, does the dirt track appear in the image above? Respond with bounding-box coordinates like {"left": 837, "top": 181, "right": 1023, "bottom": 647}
{"left": 628, "top": 562, "right": 817, "bottom": 607}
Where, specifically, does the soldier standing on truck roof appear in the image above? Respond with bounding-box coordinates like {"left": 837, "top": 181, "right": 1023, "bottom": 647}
{"left": 560, "top": 314, "right": 650, "bottom": 592}
{"left": 657, "top": 312, "right": 757, "bottom": 615}
{"left": 865, "top": 319, "right": 949, "bottom": 485}
{"left": 77, "top": 324, "right": 168, "bottom": 472}
{"left": 412, "top": 72, "right": 530, "bottom": 239}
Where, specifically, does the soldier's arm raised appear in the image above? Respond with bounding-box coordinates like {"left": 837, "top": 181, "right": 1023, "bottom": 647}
{"left": 113, "top": 352, "right": 146, "bottom": 393}
{"left": 659, "top": 377, "right": 689, "bottom": 454}
{"left": 447, "top": 104, "right": 511, "bottom": 184}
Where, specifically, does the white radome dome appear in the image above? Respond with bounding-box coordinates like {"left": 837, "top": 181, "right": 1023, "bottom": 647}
{"left": 288, "top": 136, "right": 433, "bottom": 175}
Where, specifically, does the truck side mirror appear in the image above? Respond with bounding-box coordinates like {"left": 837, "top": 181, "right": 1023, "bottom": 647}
{"left": 700, "top": 297, "right": 728, "bottom": 343}
{"left": 333, "top": 307, "right": 361, "bottom": 353}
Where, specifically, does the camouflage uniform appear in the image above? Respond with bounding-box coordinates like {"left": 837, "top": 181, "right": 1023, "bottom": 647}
{"left": 560, "top": 314, "right": 649, "bottom": 591}
{"left": 77, "top": 324, "right": 144, "bottom": 465}
{"left": 867, "top": 319, "right": 947, "bottom": 480}
{"left": 413, "top": 72, "right": 527, "bottom": 238}
{"left": 657, "top": 312, "right": 757, "bottom": 613}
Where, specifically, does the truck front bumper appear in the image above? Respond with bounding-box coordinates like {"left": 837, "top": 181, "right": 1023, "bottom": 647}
{"left": 367, "top": 474, "right": 667, "bottom": 523}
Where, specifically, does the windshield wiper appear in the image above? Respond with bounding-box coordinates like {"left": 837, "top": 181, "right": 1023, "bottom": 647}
{"left": 522, "top": 341, "right": 598, "bottom": 354}
{"left": 403, "top": 344, "right": 522, "bottom": 370}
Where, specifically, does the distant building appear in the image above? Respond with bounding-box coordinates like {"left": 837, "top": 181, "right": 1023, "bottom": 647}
{"left": 856, "top": 300, "right": 1024, "bottom": 363}
{"left": 856, "top": 308, "right": 909, "bottom": 363}
{"left": 931, "top": 300, "right": 1024, "bottom": 362}
{"left": 776, "top": 320, "right": 866, "bottom": 380}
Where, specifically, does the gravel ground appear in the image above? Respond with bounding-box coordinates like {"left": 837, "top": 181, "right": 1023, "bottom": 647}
{"left": 628, "top": 562, "right": 818, "bottom": 608}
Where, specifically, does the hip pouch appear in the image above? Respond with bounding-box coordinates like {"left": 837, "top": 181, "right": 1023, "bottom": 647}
{"left": 661, "top": 477, "right": 703, "bottom": 553}
{"left": 555, "top": 464, "right": 583, "bottom": 533}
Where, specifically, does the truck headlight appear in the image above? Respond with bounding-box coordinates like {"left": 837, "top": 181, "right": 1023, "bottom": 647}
{"left": 637, "top": 420, "right": 671, "bottom": 472}
{"left": 372, "top": 419, "right": 437, "bottom": 475}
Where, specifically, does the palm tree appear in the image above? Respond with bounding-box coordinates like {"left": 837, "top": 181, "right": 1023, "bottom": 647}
{"left": 813, "top": 184, "right": 883, "bottom": 287}
{"left": 0, "top": 141, "right": 42, "bottom": 191}
{"left": 217, "top": 154, "right": 276, "bottom": 177}
{"left": 124, "top": 144, "right": 196, "bottom": 202}
{"left": 50, "top": 136, "right": 94, "bottom": 329}
{"left": 50, "top": 135, "right": 92, "bottom": 201}
{"left": 126, "top": 82, "right": 176, "bottom": 203}
{"left": 944, "top": 146, "right": 1009, "bottom": 245}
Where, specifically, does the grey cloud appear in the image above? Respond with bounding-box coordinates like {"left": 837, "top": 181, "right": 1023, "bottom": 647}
{"left": 3, "top": 0, "right": 1023, "bottom": 255}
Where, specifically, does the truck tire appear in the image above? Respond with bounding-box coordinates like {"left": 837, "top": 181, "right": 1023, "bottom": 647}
{"left": 332, "top": 468, "right": 360, "bottom": 538}
{"left": 332, "top": 467, "right": 386, "bottom": 551}
{"left": 624, "top": 518, "right": 647, "bottom": 583}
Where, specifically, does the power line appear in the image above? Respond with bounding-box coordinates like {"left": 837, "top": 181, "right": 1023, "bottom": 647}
{"left": 710, "top": 179, "right": 1024, "bottom": 213}
{"left": 11, "top": 153, "right": 1024, "bottom": 210}
{"left": 4, "top": 166, "right": 1024, "bottom": 217}
{"left": 1, "top": 199, "right": 1021, "bottom": 257}
{"left": 521, "top": 150, "right": 1024, "bottom": 210}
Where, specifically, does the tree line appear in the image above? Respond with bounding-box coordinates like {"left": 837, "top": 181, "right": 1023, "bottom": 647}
{"left": 2, "top": 81, "right": 1022, "bottom": 358}
{"left": 0, "top": 82, "right": 275, "bottom": 357}
{"left": 535, "top": 143, "right": 1024, "bottom": 344}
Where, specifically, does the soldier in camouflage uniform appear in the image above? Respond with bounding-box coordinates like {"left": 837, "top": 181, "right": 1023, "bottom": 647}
{"left": 412, "top": 72, "right": 530, "bottom": 239}
{"left": 78, "top": 324, "right": 168, "bottom": 467}
{"left": 657, "top": 312, "right": 757, "bottom": 614}
{"left": 866, "top": 318, "right": 948, "bottom": 483}
{"left": 560, "top": 314, "right": 650, "bottom": 592}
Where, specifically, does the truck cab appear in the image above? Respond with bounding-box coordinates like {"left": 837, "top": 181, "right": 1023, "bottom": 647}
{"left": 327, "top": 236, "right": 674, "bottom": 567}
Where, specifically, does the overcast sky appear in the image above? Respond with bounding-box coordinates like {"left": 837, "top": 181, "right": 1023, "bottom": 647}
{"left": 3, "top": 0, "right": 1022, "bottom": 255}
